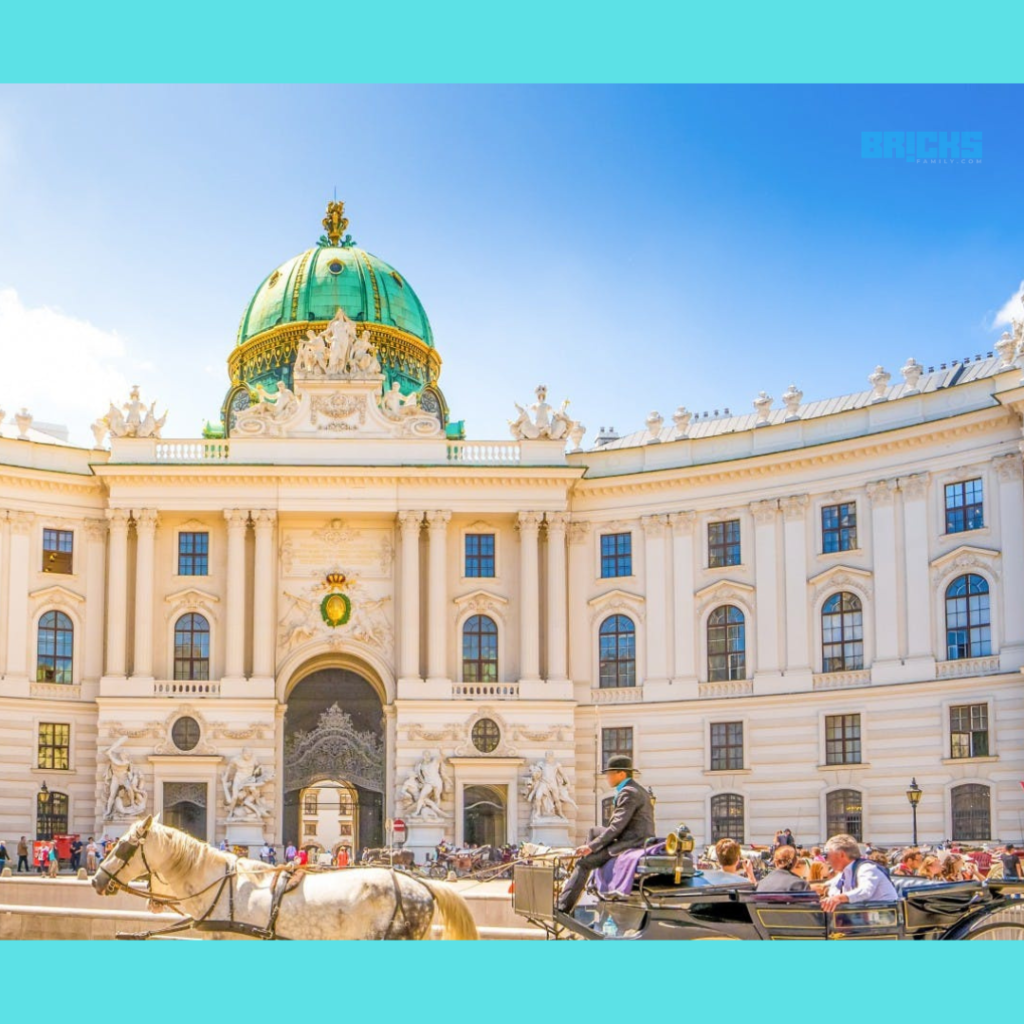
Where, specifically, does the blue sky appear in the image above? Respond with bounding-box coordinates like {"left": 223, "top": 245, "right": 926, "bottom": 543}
{"left": 0, "top": 85, "right": 1021, "bottom": 445}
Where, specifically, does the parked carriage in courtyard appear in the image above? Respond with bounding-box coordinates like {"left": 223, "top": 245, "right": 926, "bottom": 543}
{"left": 513, "top": 835, "right": 1024, "bottom": 941}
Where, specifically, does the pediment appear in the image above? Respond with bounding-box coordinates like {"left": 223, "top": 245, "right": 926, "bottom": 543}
{"left": 929, "top": 544, "right": 1000, "bottom": 573}
{"left": 807, "top": 565, "right": 873, "bottom": 588}
{"left": 453, "top": 589, "right": 509, "bottom": 609}
{"left": 587, "top": 588, "right": 645, "bottom": 609}
{"left": 694, "top": 579, "right": 755, "bottom": 602}
{"left": 164, "top": 587, "right": 220, "bottom": 615}
{"left": 29, "top": 584, "right": 85, "bottom": 605}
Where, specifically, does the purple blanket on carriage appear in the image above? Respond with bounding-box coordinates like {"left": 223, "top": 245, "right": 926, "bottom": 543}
{"left": 593, "top": 841, "right": 667, "bottom": 896}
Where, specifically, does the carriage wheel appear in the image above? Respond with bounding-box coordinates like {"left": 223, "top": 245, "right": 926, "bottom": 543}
{"left": 963, "top": 920, "right": 1024, "bottom": 940}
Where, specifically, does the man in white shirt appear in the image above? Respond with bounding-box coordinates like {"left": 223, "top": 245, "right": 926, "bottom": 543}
{"left": 820, "top": 833, "right": 897, "bottom": 912}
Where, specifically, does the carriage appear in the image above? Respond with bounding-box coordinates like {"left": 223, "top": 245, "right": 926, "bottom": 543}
{"left": 513, "top": 839, "right": 1024, "bottom": 940}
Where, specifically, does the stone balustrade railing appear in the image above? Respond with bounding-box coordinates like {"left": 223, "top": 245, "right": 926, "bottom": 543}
{"left": 813, "top": 669, "right": 872, "bottom": 690}
{"left": 935, "top": 656, "right": 1002, "bottom": 679}
{"left": 451, "top": 682, "right": 520, "bottom": 699}
{"left": 153, "top": 680, "right": 221, "bottom": 697}
{"left": 590, "top": 685, "right": 643, "bottom": 704}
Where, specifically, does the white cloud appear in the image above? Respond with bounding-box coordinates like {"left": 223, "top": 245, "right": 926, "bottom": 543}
{"left": 0, "top": 287, "right": 134, "bottom": 445}
{"left": 993, "top": 280, "right": 1024, "bottom": 329}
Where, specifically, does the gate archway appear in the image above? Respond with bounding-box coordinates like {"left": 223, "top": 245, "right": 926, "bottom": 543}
{"left": 283, "top": 668, "right": 385, "bottom": 854}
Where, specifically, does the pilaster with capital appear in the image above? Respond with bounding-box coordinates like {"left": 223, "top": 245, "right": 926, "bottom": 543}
{"left": 993, "top": 454, "right": 1024, "bottom": 653}
{"left": 5, "top": 510, "right": 34, "bottom": 678}
{"left": 669, "top": 512, "right": 696, "bottom": 681}
{"left": 398, "top": 511, "right": 423, "bottom": 680}
{"left": 426, "top": 510, "right": 451, "bottom": 682}
{"left": 566, "top": 519, "right": 591, "bottom": 683}
{"left": 223, "top": 509, "right": 249, "bottom": 680}
{"left": 867, "top": 479, "right": 900, "bottom": 664}
{"left": 252, "top": 510, "right": 278, "bottom": 679}
{"left": 83, "top": 519, "right": 107, "bottom": 681}
{"left": 131, "top": 509, "right": 159, "bottom": 679}
{"left": 780, "top": 496, "right": 810, "bottom": 673}
{"left": 517, "top": 511, "right": 542, "bottom": 682}
{"left": 105, "top": 508, "right": 130, "bottom": 677}
{"left": 898, "top": 474, "right": 932, "bottom": 661}
{"left": 545, "top": 512, "right": 568, "bottom": 682}
{"left": 750, "top": 500, "right": 780, "bottom": 674}
{"left": 641, "top": 514, "right": 670, "bottom": 683}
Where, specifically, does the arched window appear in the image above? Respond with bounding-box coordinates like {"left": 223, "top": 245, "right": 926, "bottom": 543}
{"left": 945, "top": 574, "right": 991, "bottom": 660}
{"left": 37, "top": 790, "right": 69, "bottom": 840}
{"left": 821, "top": 592, "right": 864, "bottom": 672}
{"left": 36, "top": 610, "right": 73, "bottom": 684}
{"left": 598, "top": 615, "right": 636, "bottom": 688}
{"left": 710, "top": 793, "right": 744, "bottom": 843}
{"left": 826, "top": 789, "right": 862, "bottom": 841}
{"left": 951, "top": 783, "right": 991, "bottom": 841}
{"left": 707, "top": 606, "right": 745, "bottom": 682}
{"left": 462, "top": 615, "right": 498, "bottom": 683}
{"left": 174, "top": 613, "right": 210, "bottom": 681}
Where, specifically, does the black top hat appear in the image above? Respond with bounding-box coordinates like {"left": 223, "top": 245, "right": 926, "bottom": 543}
{"left": 599, "top": 755, "right": 639, "bottom": 774}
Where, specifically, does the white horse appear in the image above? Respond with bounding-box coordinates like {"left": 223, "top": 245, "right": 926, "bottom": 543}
{"left": 92, "top": 816, "right": 478, "bottom": 940}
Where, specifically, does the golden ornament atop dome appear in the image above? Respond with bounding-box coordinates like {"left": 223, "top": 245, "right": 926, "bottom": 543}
{"left": 322, "top": 200, "right": 349, "bottom": 247}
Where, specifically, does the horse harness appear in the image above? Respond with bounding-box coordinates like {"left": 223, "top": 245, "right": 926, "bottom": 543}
{"left": 104, "top": 832, "right": 417, "bottom": 940}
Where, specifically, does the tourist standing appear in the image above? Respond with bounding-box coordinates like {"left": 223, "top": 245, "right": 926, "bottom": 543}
{"left": 85, "top": 837, "right": 99, "bottom": 873}
{"left": 999, "top": 843, "right": 1023, "bottom": 880}
{"left": 17, "top": 836, "right": 29, "bottom": 872}
{"left": 70, "top": 837, "right": 83, "bottom": 871}
{"left": 285, "top": 841, "right": 297, "bottom": 862}
{"left": 47, "top": 841, "right": 59, "bottom": 878}
{"left": 0, "top": 839, "right": 8, "bottom": 873}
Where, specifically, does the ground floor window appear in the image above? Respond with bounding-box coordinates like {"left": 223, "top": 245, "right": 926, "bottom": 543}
{"left": 710, "top": 793, "right": 744, "bottom": 843}
{"left": 37, "top": 791, "right": 68, "bottom": 840}
{"left": 463, "top": 784, "right": 506, "bottom": 847}
{"left": 826, "top": 789, "right": 862, "bottom": 841}
{"left": 951, "top": 783, "right": 991, "bottom": 841}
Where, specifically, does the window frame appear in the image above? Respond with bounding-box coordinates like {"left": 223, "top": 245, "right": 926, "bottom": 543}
{"left": 825, "top": 788, "right": 863, "bottom": 842}
{"left": 601, "top": 726, "right": 634, "bottom": 767}
{"left": 950, "top": 783, "right": 991, "bottom": 842}
{"left": 463, "top": 532, "right": 496, "bottom": 579}
{"left": 707, "top": 519, "right": 742, "bottom": 569}
{"left": 709, "top": 792, "right": 745, "bottom": 844}
{"left": 598, "top": 614, "right": 637, "bottom": 688}
{"left": 37, "top": 722, "right": 71, "bottom": 771}
{"left": 821, "top": 502, "right": 858, "bottom": 554}
{"left": 824, "top": 713, "right": 862, "bottom": 766}
{"left": 944, "top": 573, "right": 992, "bottom": 661}
{"left": 949, "top": 702, "right": 989, "bottom": 759}
{"left": 461, "top": 614, "right": 499, "bottom": 683}
{"left": 41, "top": 527, "right": 74, "bottom": 575}
{"left": 36, "top": 609, "right": 74, "bottom": 684}
{"left": 36, "top": 790, "right": 69, "bottom": 841}
{"left": 177, "top": 531, "right": 210, "bottom": 577}
{"left": 944, "top": 478, "right": 985, "bottom": 535}
{"left": 706, "top": 605, "right": 746, "bottom": 682}
{"left": 599, "top": 532, "right": 633, "bottom": 579}
{"left": 709, "top": 721, "right": 744, "bottom": 772}
{"left": 173, "top": 612, "right": 211, "bottom": 681}
{"left": 821, "top": 591, "right": 865, "bottom": 673}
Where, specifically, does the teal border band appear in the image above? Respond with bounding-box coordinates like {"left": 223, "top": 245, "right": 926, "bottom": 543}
{"left": 3, "top": 1, "right": 1023, "bottom": 83}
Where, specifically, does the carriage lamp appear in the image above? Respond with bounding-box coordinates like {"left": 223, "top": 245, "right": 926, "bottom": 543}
{"left": 38, "top": 780, "right": 50, "bottom": 806}
{"left": 906, "top": 778, "right": 922, "bottom": 846}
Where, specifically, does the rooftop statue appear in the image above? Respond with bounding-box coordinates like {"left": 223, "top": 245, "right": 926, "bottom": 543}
{"left": 509, "top": 384, "right": 576, "bottom": 441}
{"left": 295, "top": 309, "right": 383, "bottom": 381}
{"left": 94, "top": 385, "right": 168, "bottom": 445}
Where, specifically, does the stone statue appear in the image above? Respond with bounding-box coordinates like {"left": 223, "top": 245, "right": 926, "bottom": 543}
{"left": 508, "top": 385, "right": 576, "bottom": 441}
{"left": 380, "top": 382, "right": 421, "bottom": 420}
{"left": 525, "top": 751, "right": 576, "bottom": 822}
{"left": 350, "top": 329, "right": 381, "bottom": 376}
{"left": 233, "top": 383, "right": 301, "bottom": 436}
{"left": 222, "top": 748, "right": 274, "bottom": 821}
{"left": 399, "top": 750, "right": 446, "bottom": 819}
{"left": 324, "top": 308, "right": 357, "bottom": 376}
{"left": 296, "top": 328, "right": 326, "bottom": 376}
{"left": 90, "top": 418, "right": 109, "bottom": 448}
{"left": 102, "top": 736, "right": 148, "bottom": 819}
{"left": 101, "top": 386, "right": 167, "bottom": 440}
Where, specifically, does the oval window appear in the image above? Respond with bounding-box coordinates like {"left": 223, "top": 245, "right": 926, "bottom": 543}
{"left": 471, "top": 718, "right": 500, "bottom": 754}
{"left": 171, "top": 716, "right": 201, "bottom": 752}
{"left": 327, "top": 260, "right": 344, "bottom": 275}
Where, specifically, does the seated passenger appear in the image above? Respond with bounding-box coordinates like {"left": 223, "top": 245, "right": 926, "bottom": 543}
{"left": 917, "top": 855, "right": 943, "bottom": 880}
{"left": 756, "top": 845, "right": 811, "bottom": 894}
{"left": 939, "top": 852, "right": 982, "bottom": 882}
{"left": 715, "top": 838, "right": 756, "bottom": 886}
{"left": 820, "top": 834, "right": 897, "bottom": 912}
{"left": 893, "top": 848, "right": 923, "bottom": 876}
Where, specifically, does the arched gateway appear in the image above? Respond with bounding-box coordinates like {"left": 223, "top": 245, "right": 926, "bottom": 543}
{"left": 282, "top": 668, "right": 385, "bottom": 854}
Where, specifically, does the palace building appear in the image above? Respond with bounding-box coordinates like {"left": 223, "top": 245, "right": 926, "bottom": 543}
{"left": 2, "top": 202, "right": 1023, "bottom": 857}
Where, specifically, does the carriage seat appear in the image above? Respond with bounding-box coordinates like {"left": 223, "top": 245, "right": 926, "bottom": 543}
{"left": 891, "top": 876, "right": 981, "bottom": 899}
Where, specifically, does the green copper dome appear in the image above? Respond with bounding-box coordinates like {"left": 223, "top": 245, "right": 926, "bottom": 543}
{"left": 236, "top": 244, "right": 433, "bottom": 348}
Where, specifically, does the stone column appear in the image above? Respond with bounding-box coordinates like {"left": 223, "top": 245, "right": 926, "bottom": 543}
{"left": 426, "top": 510, "right": 451, "bottom": 683}
{"left": 5, "top": 511, "right": 34, "bottom": 679}
{"left": 398, "top": 512, "right": 423, "bottom": 681}
{"left": 0, "top": 512, "right": 8, "bottom": 672}
{"left": 105, "top": 508, "right": 130, "bottom": 677}
{"left": 518, "top": 511, "right": 542, "bottom": 682}
{"left": 670, "top": 512, "right": 696, "bottom": 687}
{"left": 83, "top": 519, "right": 107, "bottom": 682}
{"left": 252, "top": 510, "right": 277, "bottom": 680}
{"left": 750, "top": 500, "right": 781, "bottom": 682}
{"left": 994, "top": 453, "right": 1024, "bottom": 666}
{"left": 545, "top": 512, "right": 568, "bottom": 682}
{"left": 641, "top": 514, "right": 670, "bottom": 685}
{"left": 867, "top": 479, "right": 900, "bottom": 673}
{"left": 131, "top": 509, "right": 159, "bottom": 680}
{"left": 780, "top": 496, "right": 811, "bottom": 680}
{"left": 223, "top": 509, "right": 249, "bottom": 681}
{"left": 899, "top": 473, "right": 934, "bottom": 672}
{"left": 566, "top": 520, "right": 591, "bottom": 684}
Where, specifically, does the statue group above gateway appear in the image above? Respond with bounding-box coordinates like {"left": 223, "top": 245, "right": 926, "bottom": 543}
{"left": 295, "top": 308, "right": 382, "bottom": 380}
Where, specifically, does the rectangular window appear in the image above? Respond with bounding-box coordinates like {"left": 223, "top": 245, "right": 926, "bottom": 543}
{"left": 601, "top": 726, "right": 634, "bottom": 766}
{"left": 708, "top": 520, "right": 741, "bottom": 568}
{"left": 825, "top": 713, "right": 862, "bottom": 765}
{"left": 945, "top": 479, "right": 984, "bottom": 534}
{"left": 303, "top": 793, "right": 318, "bottom": 815}
{"left": 709, "top": 721, "right": 744, "bottom": 771}
{"left": 821, "top": 503, "right": 857, "bottom": 553}
{"left": 178, "top": 532, "right": 209, "bottom": 576}
{"left": 950, "top": 703, "right": 989, "bottom": 759}
{"left": 600, "top": 532, "right": 632, "bottom": 578}
{"left": 303, "top": 821, "right": 317, "bottom": 836}
{"left": 37, "top": 723, "right": 70, "bottom": 770}
{"left": 464, "top": 533, "right": 495, "bottom": 578}
{"left": 42, "top": 528, "right": 74, "bottom": 574}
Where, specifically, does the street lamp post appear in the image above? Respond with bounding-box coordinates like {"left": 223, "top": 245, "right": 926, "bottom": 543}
{"left": 906, "top": 778, "right": 922, "bottom": 846}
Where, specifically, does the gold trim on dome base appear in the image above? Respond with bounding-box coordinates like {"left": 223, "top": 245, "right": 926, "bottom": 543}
{"left": 228, "top": 320, "right": 442, "bottom": 389}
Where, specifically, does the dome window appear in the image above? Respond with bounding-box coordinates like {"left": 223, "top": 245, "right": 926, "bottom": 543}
{"left": 327, "top": 260, "right": 344, "bottom": 275}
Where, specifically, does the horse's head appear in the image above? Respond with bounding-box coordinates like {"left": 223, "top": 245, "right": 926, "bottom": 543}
{"left": 91, "top": 814, "right": 157, "bottom": 896}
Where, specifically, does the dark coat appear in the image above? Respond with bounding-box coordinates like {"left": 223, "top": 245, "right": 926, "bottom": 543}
{"left": 588, "top": 779, "right": 656, "bottom": 856}
{"left": 755, "top": 868, "right": 811, "bottom": 894}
